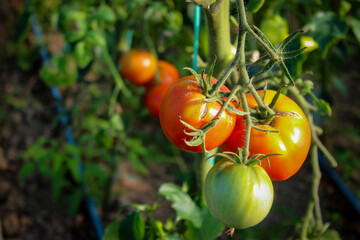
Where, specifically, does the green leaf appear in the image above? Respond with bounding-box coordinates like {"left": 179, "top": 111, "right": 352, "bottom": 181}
{"left": 90, "top": 5, "right": 116, "bottom": 23}
{"left": 102, "top": 219, "right": 119, "bottom": 240}
{"left": 19, "top": 161, "right": 35, "bottom": 181}
{"left": 118, "top": 211, "right": 145, "bottom": 240}
{"left": 349, "top": 17, "right": 360, "bottom": 43}
{"left": 185, "top": 205, "right": 224, "bottom": 240}
{"left": 304, "top": 11, "right": 348, "bottom": 58}
{"left": 74, "top": 41, "right": 93, "bottom": 68}
{"left": 67, "top": 189, "right": 83, "bottom": 217}
{"left": 87, "top": 31, "right": 107, "bottom": 48}
{"left": 159, "top": 183, "right": 202, "bottom": 228}
{"left": 246, "top": 0, "right": 265, "bottom": 13}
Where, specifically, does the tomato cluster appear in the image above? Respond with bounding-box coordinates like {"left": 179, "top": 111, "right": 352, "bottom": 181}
{"left": 119, "top": 50, "right": 179, "bottom": 119}
{"left": 157, "top": 73, "right": 311, "bottom": 228}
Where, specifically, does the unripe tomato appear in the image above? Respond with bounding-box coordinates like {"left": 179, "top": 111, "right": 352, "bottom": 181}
{"left": 204, "top": 159, "right": 274, "bottom": 229}
{"left": 260, "top": 15, "right": 289, "bottom": 46}
{"left": 221, "top": 90, "right": 311, "bottom": 181}
{"left": 159, "top": 75, "right": 236, "bottom": 152}
{"left": 144, "top": 60, "right": 180, "bottom": 88}
{"left": 119, "top": 50, "right": 157, "bottom": 86}
{"left": 145, "top": 83, "right": 172, "bottom": 119}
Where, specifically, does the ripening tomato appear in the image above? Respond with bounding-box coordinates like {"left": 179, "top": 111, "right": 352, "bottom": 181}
{"left": 144, "top": 60, "right": 180, "bottom": 88}
{"left": 221, "top": 90, "right": 311, "bottom": 181}
{"left": 145, "top": 83, "right": 172, "bottom": 119}
{"left": 159, "top": 75, "right": 236, "bottom": 152}
{"left": 120, "top": 50, "right": 157, "bottom": 86}
{"left": 204, "top": 159, "right": 274, "bottom": 229}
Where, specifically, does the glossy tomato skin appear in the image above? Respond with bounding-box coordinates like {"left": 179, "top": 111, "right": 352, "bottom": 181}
{"left": 222, "top": 90, "right": 311, "bottom": 181}
{"left": 204, "top": 159, "right": 274, "bottom": 229}
{"left": 144, "top": 60, "right": 180, "bottom": 88}
{"left": 159, "top": 75, "right": 236, "bottom": 152}
{"left": 145, "top": 83, "right": 172, "bottom": 119}
{"left": 120, "top": 50, "right": 157, "bottom": 86}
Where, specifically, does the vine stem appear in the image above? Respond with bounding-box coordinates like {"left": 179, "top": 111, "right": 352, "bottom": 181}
{"left": 237, "top": 0, "right": 279, "bottom": 62}
{"left": 101, "top": 46, "right": 131, "bottom": 98}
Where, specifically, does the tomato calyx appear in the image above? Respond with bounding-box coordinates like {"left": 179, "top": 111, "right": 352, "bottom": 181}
{"left": 205, "top": 148, "right": 278, "bottom": 168}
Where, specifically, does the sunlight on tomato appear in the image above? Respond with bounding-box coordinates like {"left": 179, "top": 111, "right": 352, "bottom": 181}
{"left": 120, "top": 50, "right": 157, "bottom": 86}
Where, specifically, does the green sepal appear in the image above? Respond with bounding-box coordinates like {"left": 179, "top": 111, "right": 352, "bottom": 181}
{"left": 184, "top": 67, "right": 204, "bottom": 89}
{"left": 252, "top": 60, "right": 275, "bottom": 78}
{"left": 205, "top": 56, "right": 218, "bottom": 95}
{"left": 268, "top": 85, "right": 288, "bottom": 109}
{"left": 204, "top": 152, "right": 237, "bottom": 164}
{"left": 279, "top": 61, "right": 295, "bottom": 85}
{"left": 251, "top": 125, "right": 280, "bottom": 134}
{"left": 280, "top": 47, "right": 307, "bottom": 59}
{"left": 251, "top": 25, "right": 276, "bottom": 50}
{"left": 279, "top": 30, "right": 304, "bottom": 52}
{"left": 247, "top": 54, "right": 270, "bottom": 69}
{"left": 226, "top": 105, "right": 249, "bottom": 116}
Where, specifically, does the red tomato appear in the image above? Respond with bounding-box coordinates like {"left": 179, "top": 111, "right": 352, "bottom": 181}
{"left": 145, "top": 83, "right": 172, "bottom": 119}
{"left": 221, "top": 90, "right": 311, "bottom": 181}
{"left": 120, "top": 50, "right": 157, "bottom": 86}
{"left": 159, "top": 75, "right": 236, "bottom": 152}
{"left": 143, "top": 60, "right": 179, "bottom": 88}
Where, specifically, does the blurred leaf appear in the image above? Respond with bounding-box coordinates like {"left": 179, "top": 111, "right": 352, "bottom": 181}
{"left": 118, "top": 211, "right": 145, "bottom": 240}
{"left": 165, "top": 11, "right": 183, "bottom": 32}
{"left": 60, "top": 8, "right": 87, "bottom": 42}
{"left": 89, "top": 5, "right": 116, "bottom": 23}
{"left": 128, "top": 151, "right": 148, "bottom": 175}
{"left": 339, "top": 1, "right": 351, "bottom": 18}
{"left": 102, "top": 219, "right": 119, "bottom": 240}
{"left": 19, "top": 161, "right": 35, "bottom": 181}
{"left": 74, "top": 41, "right": 93, "bottom": 68}
{"left": 40, "top": 53, "right": 78, "bottom": 87}
{"left": 67, "top": 189, "right": 83, "bottom": 217}
{"left": 305, "top": 12, "right": 348, "bottom": 58}
{"left": 87, "top": 31, "right": 107, "bottom": 47}
{"left": 52, "top": 168, "right": 65, "bottom": 200}
{"left": 320, "top": 229, "right": 341, "bottom": 240}
{"left": 159, "top": 183, "right": 202, "bottom": 228}
{"left": 349, "top": 17, "right": 360, "bottom": 43}
{"left": 246, "top": 0, "right": 265, "bottom": 13}
{"left": 331, "top": 75, "right": 347, "bottom": 95}
{"left": 165, "top": 234, "right": 186, "bottom": 240}
{"left": 185, "top": 205, "right": 223, "bottom": 240}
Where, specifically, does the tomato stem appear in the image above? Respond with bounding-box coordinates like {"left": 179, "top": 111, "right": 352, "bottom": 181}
{"left": 101, "top": 46, "right": 131, "bottom": 98}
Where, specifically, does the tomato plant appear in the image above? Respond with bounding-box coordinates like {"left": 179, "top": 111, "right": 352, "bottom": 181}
{"left": 222, "top": 90, "right": 311, "bottom": 181}
{"left": 119, "top": 49, "right": 157, "bottom": 86}
{"left": 159, "top": 75, "right": 236, "bottom": 152}
{"left": 204, "top": 158, "right": 273, "bottom": 229}
{"left": 145, "top": 83, "right": 172, "bottom": 119}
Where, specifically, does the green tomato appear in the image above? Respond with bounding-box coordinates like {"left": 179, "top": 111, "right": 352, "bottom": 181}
{"left": 260, "top": 15, "right": 289, "bottom": 46}
{"left": 204, "top": 159, "right": 274, "bottom": 229}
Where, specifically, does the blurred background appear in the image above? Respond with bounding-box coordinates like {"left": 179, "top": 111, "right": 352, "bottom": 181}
{"left": 1, "top": 0, "right": 360, "bottom": 239}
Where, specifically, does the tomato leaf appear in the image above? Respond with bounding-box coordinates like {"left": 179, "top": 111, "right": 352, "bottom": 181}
{"left": 74, "top": 40, "right": 93, "bottom": 69}
{"left": 185, "top": 205, "right": 224, "bottom": 240}
{"left": 304, "top": 11, "right": 348, "bottom": 58}
{"left": 102, "top": 219, "right": 119, "bottom": 240}
{"left": 246, "top": 0, "right": 265, "bottom": 13}
{"left": 118, "top": 211, "right": 145, "bottom": 240}
{"left": 159, "top": 183, "right": 202, "bottom": 228}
